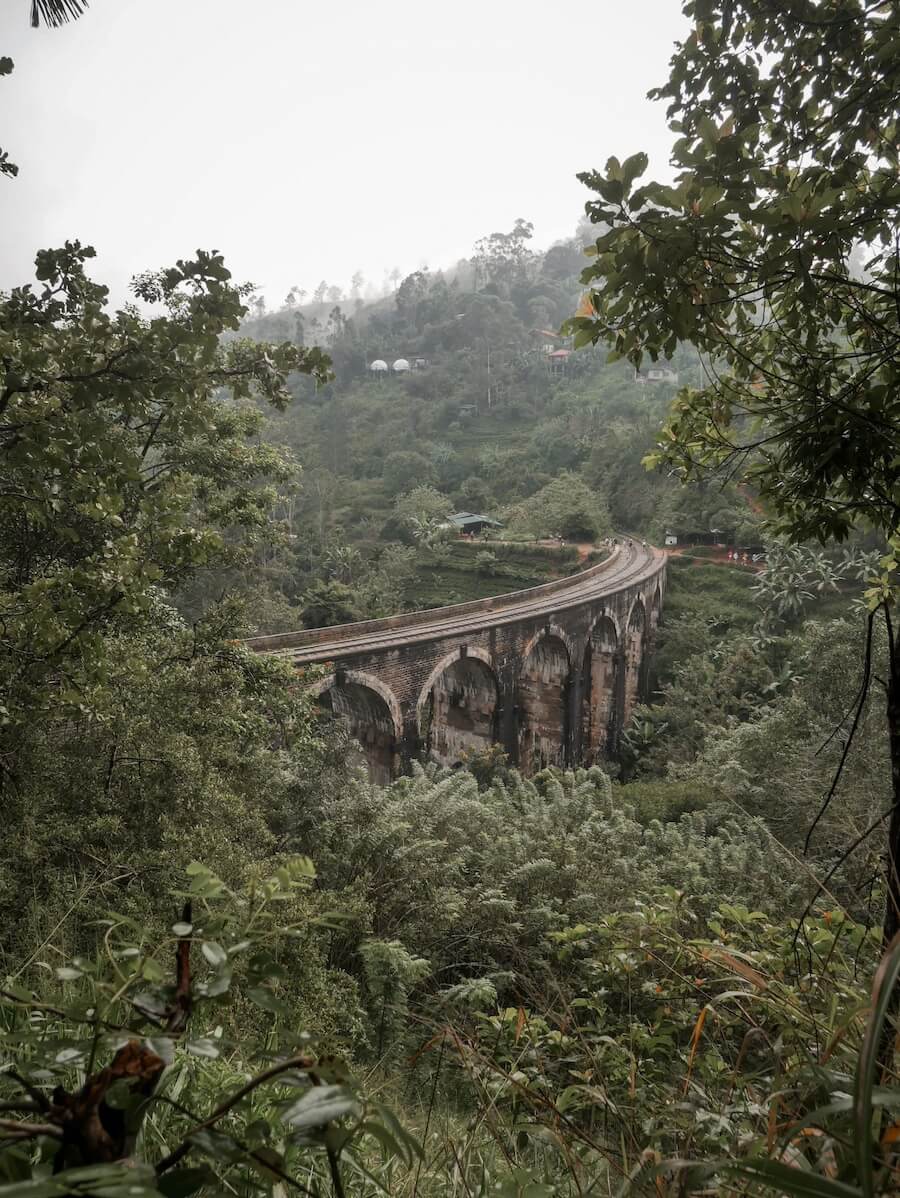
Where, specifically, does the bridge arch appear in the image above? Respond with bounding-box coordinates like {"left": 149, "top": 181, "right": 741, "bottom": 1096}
{"left": 649, "top": 583, "right": 662, "bottom": 632}
{"left": 627, "top": 596, "right": 646, "bottom": 634}
{"left": 582, "top": 613, "right": 621, "bottom": 761}
{"left": 516, "top": 631, "right": 572, "bottom": 774}
{"left": 417, "top": 647, "right": 499, "bottom": 768}
{"left": 315, "top": 671, "right": 401, "bottom": 785}
{"left": 622, "top": 599, "right": 646, "bottom": 729}
{"left": 520, "top": 622, "right": 578, "bottom": 667}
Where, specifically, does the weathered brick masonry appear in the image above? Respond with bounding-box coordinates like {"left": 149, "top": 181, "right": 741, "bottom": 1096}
{"left": 248, "top": 544, "right": 666, "bottom": 783}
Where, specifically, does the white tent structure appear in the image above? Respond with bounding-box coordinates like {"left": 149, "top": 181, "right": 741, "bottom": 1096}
{"left": 392, "top": 358, "right": 411, "bottom": 373}
{"left": 369, "top": 359, "right": 389, "bottom": 373}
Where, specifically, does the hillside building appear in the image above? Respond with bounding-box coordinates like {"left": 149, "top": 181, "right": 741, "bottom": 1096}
{"left": 448, "top": 512, "right": 502, "bottom": 536}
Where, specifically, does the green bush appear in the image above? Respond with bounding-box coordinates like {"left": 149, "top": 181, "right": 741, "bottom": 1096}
{"left": 474, "top": 549, "right": 499, "bottom": 576}
{"left": 286, "top": 762, "right": 800, "bottom": 1027}
{"left": 300, "top": 578, "right": 361, "bottom": 628}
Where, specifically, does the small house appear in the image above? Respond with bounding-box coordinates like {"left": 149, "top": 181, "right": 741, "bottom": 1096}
{"left": 547, "top": 348, "right": 572, "bottom": 374}
{"left": 448, "top": 512, "right": 502, "bottom": 536}
{"left": 635, "top": 365, "right": 679, "bottom": 385}
{"left": 532, "top": 329, "right": 573, "bottom": 355}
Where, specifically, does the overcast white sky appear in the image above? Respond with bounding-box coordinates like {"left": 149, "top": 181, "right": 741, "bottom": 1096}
{"left": 1, "top": 0, "right": 686, "bottom": 306}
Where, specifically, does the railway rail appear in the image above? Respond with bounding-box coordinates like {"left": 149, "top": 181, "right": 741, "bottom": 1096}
{"left": 246, "top": 540, "right": 664, "bottom": 665}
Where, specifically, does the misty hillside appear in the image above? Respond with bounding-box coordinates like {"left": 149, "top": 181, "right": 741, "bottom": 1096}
{"left": 220, "top": 220, "right": 761, "bottom": 634}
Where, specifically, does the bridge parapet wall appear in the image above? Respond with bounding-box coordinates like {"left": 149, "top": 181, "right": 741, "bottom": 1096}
{"left": 244, "top": 546, "right": 624, "bottom": 655}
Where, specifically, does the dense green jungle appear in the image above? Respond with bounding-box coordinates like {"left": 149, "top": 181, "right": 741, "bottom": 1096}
{"left": 3, "top": 2, "right": 900, "bottom": 1197}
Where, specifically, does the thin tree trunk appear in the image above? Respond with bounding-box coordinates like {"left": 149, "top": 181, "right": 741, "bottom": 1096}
{"left": 879, "top": 605, "right": 900, "bottom": 1082}
{"left": 884, "top": 604, "right": 900, "bottom": 947}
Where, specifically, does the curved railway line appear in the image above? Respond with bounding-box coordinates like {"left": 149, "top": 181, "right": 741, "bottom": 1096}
{"left": 246, "top": 540, "right": 664, "bottom": 665}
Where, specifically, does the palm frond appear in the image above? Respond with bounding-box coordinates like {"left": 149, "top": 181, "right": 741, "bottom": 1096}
{"left": 30, "top": 0, "right": 88, "bottom": 28}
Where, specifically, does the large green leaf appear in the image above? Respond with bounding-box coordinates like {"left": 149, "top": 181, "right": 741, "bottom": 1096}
{"left": 854, "top": 932, "right": 900, "bottom": 1198}
{"left": 722, "top": 1159, "right": 863, "bottom": 1198}
{"left": 0, "top": 1164, "right": 165, "bottom": 1198}
{"left": 281, "top": 1084, "right": 359, "bottom": 1131}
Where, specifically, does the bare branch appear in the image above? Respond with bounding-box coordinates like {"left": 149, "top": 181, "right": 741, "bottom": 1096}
{"left": 155, "top": 1053, "right": 315, "bottom": 1176}
{"left": 0, "top": 1117, "right": 63, "bottom": 1140}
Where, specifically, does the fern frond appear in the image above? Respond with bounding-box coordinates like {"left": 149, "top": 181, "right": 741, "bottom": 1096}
{"left": 30, "top": 0, "right": 88, "bottom": 28}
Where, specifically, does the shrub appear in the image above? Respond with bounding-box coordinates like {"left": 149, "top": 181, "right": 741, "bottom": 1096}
{"left": 475, "top": 549, "right": 499, "bottom": 576}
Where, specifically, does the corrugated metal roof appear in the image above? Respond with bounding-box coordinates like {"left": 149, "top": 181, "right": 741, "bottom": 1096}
{"left": 449, "top": 512, "right": 502, "bottom": 528}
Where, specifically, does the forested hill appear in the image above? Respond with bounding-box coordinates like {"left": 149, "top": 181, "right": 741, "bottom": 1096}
{"left": 229, "top": 220, "right": 763, "bottom": 634}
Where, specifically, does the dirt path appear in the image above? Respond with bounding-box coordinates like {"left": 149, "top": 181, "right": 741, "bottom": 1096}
{"left": 665, "top": 546, "right": 764, "bottom": 571}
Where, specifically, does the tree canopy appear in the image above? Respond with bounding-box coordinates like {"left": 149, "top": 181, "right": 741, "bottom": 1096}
{"left": 572, "top": 0, "right": 900, "bottom": 559}
{"left": 570, "top": 0, "right": 900, "bottom": 945}
{"left": 0, "top": 243, "right": 329, "bottom": 768}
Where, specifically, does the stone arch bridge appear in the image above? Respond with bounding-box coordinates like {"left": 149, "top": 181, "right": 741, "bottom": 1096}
{"left": 247, "top": 542, "right": 666, "bottom": 784}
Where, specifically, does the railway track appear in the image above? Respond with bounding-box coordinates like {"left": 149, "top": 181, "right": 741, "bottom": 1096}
{"left": 246, "top": 541, "right": 665, "bottom": 666}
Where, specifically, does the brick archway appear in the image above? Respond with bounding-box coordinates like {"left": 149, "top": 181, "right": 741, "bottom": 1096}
{"left": 417, "top": 648, "right": 500, "bottom": 768}
{"left": 315, "top": 670, "right": 402, "bottom": 784}
{"left": 622, "top": 599, "right": 646, "bottom": 729}
{"left": 516, "top": 632, "right": 572, "bottom": 774}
